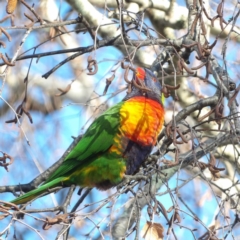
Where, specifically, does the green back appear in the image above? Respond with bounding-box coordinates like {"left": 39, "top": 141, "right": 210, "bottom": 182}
{"left": 44, "top": 102, "right": 123, "bottom": 184}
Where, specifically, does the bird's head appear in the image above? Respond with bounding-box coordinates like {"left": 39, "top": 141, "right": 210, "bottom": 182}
{"left": 124, "top": 67, "right": 163, "bottom": 103}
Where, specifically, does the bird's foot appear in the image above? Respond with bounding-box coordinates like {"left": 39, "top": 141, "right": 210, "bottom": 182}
{"left": 124, "top": 174, "right": 148, "bottom": 182}
{"left": 117, "top": 174, "right": 148, "bottom": 190}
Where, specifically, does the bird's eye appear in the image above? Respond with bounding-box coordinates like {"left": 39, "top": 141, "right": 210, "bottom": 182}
{"left": 152, "top": 77, "right": 157, "bottom": 82}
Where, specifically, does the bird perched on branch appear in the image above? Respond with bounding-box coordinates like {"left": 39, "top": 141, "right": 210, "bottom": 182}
{"left": 10, "top": 67, "right": 164, "bottom": 205}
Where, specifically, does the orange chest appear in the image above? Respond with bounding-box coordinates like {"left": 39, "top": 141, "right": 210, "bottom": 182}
{"left": 119, "top": 97, "right": 164, "bottom": 146}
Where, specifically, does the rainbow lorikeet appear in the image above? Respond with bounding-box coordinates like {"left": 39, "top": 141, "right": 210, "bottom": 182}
{"left": 10, "top": 67, "right": 164, "bottom": 205}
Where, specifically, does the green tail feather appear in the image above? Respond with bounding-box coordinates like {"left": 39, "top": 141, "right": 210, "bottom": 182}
{"left": 11, "top": 177, "right": 67, "bottom": 205}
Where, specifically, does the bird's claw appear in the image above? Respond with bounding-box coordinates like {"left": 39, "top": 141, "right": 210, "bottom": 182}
{"left": 117, "top": 174, "right": 148, "bottom": 190}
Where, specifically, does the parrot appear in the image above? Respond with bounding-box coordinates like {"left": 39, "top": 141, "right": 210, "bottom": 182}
{"left": 10, "top": 67, "right": 164, "bottom": 205}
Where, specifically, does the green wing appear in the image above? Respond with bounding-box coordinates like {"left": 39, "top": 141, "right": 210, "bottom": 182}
{"left": 45, "top": 102, "right": 123, "bottom": 183}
